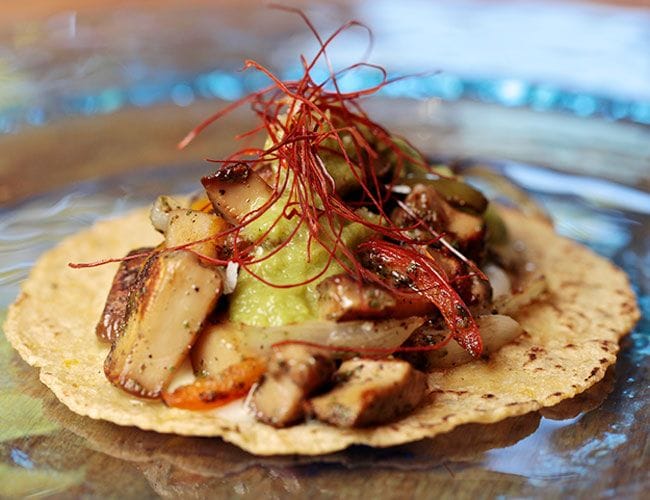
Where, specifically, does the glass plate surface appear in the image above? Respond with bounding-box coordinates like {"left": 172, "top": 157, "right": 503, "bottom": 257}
{"left": 0, "top": 101, "right": 648, "bottom": 498}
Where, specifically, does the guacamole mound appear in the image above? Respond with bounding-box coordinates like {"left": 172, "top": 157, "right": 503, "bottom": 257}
{"left": 227, "top": 126, "right": 438, "bottom": 326}
{"left": 228, "top": 204, "right": 374, "bottom": 326}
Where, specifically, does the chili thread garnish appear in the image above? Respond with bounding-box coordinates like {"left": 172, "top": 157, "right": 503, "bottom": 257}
{"left": 357, "top": 240, "right": 483, "bottom": 357}
{"left": 71, "top": 7, "right": 486, "bottom": 358}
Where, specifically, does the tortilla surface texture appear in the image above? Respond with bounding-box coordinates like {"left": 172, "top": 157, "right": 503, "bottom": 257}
{"left": 4, "top": 207, "right": 639, "bottom": 455}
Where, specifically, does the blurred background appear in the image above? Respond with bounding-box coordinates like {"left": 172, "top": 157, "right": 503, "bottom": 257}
{"left": 0, "top": 0, "right": 648, "bottom": 204}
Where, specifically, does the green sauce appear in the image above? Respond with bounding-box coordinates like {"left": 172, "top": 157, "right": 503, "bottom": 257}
{"left": 229, "top": 197, "right": 376, "bottom": 326}
{"left": 228, "top": 127, "right": 423, "bottom": 327}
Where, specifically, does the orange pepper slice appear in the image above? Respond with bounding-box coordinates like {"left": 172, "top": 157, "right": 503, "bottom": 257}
{"left": 162, "top": 358, "right": 266, "bottom": 410}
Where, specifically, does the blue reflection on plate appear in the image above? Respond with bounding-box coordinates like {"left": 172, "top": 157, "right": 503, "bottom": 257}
{"left": 2, "top": 68, "right": 650, "bottom": 135}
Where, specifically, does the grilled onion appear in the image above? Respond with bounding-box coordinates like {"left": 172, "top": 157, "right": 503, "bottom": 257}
{"left": 192, "top": 317, "right": 424, "bottom": 376}
{"left": 415, "top": 314, "right": 523, "bottom": 370}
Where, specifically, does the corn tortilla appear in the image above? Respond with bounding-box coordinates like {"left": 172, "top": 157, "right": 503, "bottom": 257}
{"left": 3, "top": 207, "right": 639, "bottom": 455}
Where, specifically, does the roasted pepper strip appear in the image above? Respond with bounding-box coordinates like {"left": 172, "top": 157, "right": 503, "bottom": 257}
{"left": 162, "top": 358, "right": 266, "bottom": 410}
{"left": 357, "top": 240, "right": 483, "bottom": 358}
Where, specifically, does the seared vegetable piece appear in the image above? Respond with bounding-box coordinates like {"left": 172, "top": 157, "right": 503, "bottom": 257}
{"left": 252, "top": 345, "right": 336, "bottom": 427}
{"left": 95, "top": 247, "right": 152, "bottom": 344}
{"left": 422, "top": 248, "right": 489, "bottom": 313}
{"left": 165, "top": 209, "right": 228, "bottom": 257}
{"left": 162, "top": 358, "right": 266, "bottom": 410}
{"left": 403, "top": 176, "right": 488, "bottom": 214}
{"left": 357, "top": 240, "right": 483, "bottom": 358}
{"left": 404, "top": 314, "right": 523, "bottom": 370}
{"left": 317, "top": 245, "right": 492, "bottom": 321}
{"left": 150, "top": 196, "right": 183, "bottom": 233}
{"left": 483, "top": 203, "right": 509, "bottom": 245}
{"left": 410, "top": 247, "right": 492, "bottom": 314}
{"left": 426, "top": 247, "right": 463, "bottom": 278}
{"left": 252, "top": 376, "right": 305, "bottom": 426}
{"left": 463, "top": 273, "right": 493, "bottom": 314}
{"left": 446, "top": 206, "right": 486, "bottom": 254}
{"left": 431, "top": 177, "right": 488, "bottom": 213}
{"left": 202, "top": 163, "right": 272, "bottom": 224}
{"left": 308, "top": 358, "right": 427, "bottom": 427}
{"left": 317, "top": 274, "right": 435, "bottom": 321}
{"left": 188, "top": 192, "right": 213, "bottom": 212}
{"left": 191, "top": 322, "right": 246, "bottom": 376}
{"left": 392, "top": 182, "right": 448, "bottom": 232}
{"left": 104, "top": 251, "right": 223, "bottom": 398}
{"left": 392, "top": 184, "right": 486, "bottom": 258}
{"left": 191, "top": 317, "right": 423, "bottom": 376}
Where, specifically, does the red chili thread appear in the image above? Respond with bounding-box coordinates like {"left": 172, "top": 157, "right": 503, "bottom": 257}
{"left": 70, "top": 7, "right": 485, "bottom": 357}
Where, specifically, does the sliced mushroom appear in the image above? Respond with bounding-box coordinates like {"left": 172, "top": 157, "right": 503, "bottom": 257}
{"left": 391, "top": 183, "right": 449, "bottom": 233}
{"left": 165, "top": 209, "right": 228, "bottom": 257}
{"left": 191, "top": 322, "right": 245, "bottom": 376}
{"left": 104, "top": 251, "right": 223, "bottom": 398}
{"left": 252, "top": 345, "right": 336, "bottom": 427}
{"left": 316, "top": 274, "right": 435, "bottom": 321}
{"left": 95, "top": 247, "right": 152, "bottom": 344}
{"left": 446, "top": 206, "right": 486, "bottom": 256}
{"left": 427, "top": 248, "right": 493, "bottom": 314}
{"left": 251, "top": 377, "right": 305, "bottom": 427}
{"left": 426, "top": 247, "right": 464, "bottom": 278}
{"left": 392, "top": 183, "right": 486, "bottom": 259}
{"left": 308, "top": 358, "right": 427, "bottom": 427}
{"left": 202, "top": 163, "right": 273, "bottom": 224}
{"left": 464, "top": 274, "right": 493, "bottom": 313}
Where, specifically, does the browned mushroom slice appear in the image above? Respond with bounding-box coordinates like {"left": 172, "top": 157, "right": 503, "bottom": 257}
{"left": 201, "top": 163, "right": 273, "bottom": 224}
{"left": 308, "top": 358, "right": 427, "bottom": 427}
{"left": 250, "top": 377, "right": 305, "bottom": 427}
{"left": 190, "top": 322, "right": 246, "bottom": 377}
{"left": 95, "top": 247, "right": 152, "bottom": 344}
{"left": 392, "top": 183, "right": 486, "bottom": 258}
{"left": 446, "top": 205, "right": 486, "bottom": 256}
{"left": 317, "top": 274, "right": 435, "bottom": 321}
{"left": 252, "top": 345, "right": 336, "bottom": 427}
{"left": 104, "top": 251, "right": 223, "bottom": 399}
{"left": 165, "top": 209, "right": 228, "bottom": 257}
{"left": 418, "top": 248, "right": 492, "bottom": 313}
{"left": 391, "top": 183, "right": 449, "bottom": 234}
